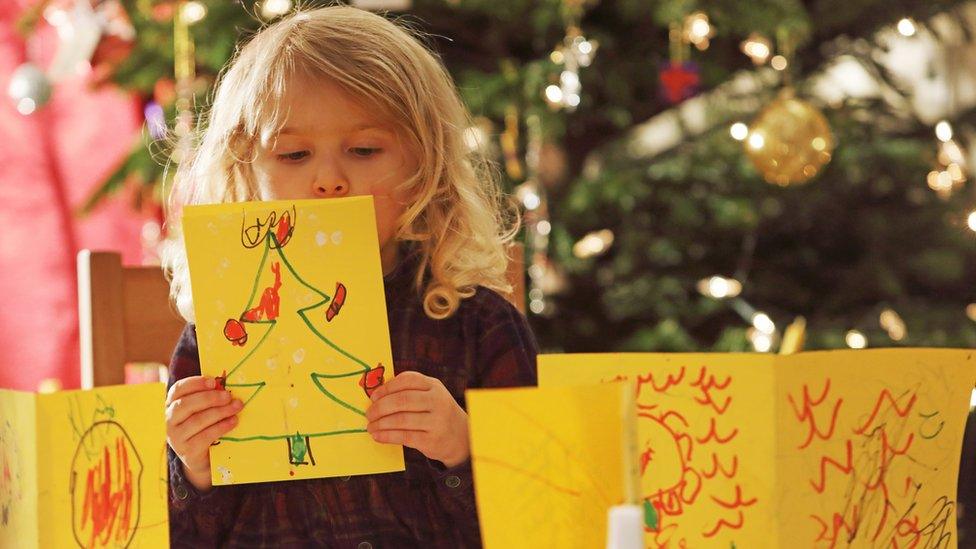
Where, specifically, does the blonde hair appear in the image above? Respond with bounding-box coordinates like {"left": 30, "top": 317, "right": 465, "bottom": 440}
{"left": 161, "top": 5, "right": 518, "bottom": 322}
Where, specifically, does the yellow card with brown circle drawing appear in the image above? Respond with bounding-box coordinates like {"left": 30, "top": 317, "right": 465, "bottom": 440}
{"left": 0, "top": 383, "right": 169, "bottom": 548}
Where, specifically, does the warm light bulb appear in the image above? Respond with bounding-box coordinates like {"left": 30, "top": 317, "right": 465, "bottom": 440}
{"left": 752, "top": 313, "right": 775, "bottom": 334}
{"left": 181, "top": 1, "right": 207, "bottom": 24}
{"left": 747, "top": 133, "right": 765, "bottom": 150}
{"left": 261, "top": 0, "right": 292, "bottom": 18}
{"left": 560, "top": 70, "right": 580, "bottom": 90}
{"left": 573, "top": 230, "right": 615, "bottom": 259}
{"left": 730, "top": 123, "right": 749, "bottom": 141}
{"left": 689, "top": 19, "right": 710, "bottom": 40}
{"left": 845, "top": 330, "right": 867, "bottom": 349}
{"left": 897, "top": 18, "right": 917, "bottom": 37}
{"left": 544, "top": 85, "right": 563, "bottom": 105}
{"left": 935, "top": 120, "right": 953, "bottom": 142}
{"left": 741, "top": 34, "right": 772, "bottom": 64}
{"left": 697, "top": 276, "right": 742, "bottom": 299}
{"left": 750, "top": 329, "right": 773, "bottom": 352}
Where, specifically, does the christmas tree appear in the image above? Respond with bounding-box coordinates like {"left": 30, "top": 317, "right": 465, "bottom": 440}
{"left": 213, "top": 207, "right": 384, "bottom": 467}
{"left": 28, "top": 0, "right": 970, "bottom": 353}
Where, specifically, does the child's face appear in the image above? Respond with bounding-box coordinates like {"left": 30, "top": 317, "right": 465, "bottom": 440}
{"left": 253, "top": 76, "right": 417, "bottom": 271}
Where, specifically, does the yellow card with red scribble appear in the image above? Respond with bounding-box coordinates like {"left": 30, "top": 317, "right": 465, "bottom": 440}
{"left": 467, "top": 383, "right": 639, "bottom": 549}
{"left": 540, "top": 353, "right": 778, "bottom": 548}
{"left": 776, "top": 349, "right": 974, "bottom": 548}
{"left": 0, "top": 389, "right": 38, "bottom": 548}
{"left": 0, "top": 383, "right": 169, "bottom": 548}
{"left": 540, "top": 350, "right": 976, "bottom": 548}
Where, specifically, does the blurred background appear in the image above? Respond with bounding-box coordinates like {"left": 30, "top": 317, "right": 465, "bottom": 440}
{"left": 6, "top": 0, "right": 976, "bottom": 389}
{"left": 2, "top": 0, "right": 976, "bottom": 537}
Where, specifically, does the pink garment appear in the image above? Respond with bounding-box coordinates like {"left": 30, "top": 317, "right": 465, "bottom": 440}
{"left": 0, "top": 0, "right": 146, "bottom": 390}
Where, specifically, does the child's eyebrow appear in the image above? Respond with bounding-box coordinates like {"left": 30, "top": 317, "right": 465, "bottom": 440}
{"left": 277, "top": 124, "right": 394, "bottom": 136}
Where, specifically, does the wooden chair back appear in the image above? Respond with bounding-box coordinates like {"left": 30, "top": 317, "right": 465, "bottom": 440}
{"left": 77, "top": 250, "right": 185, "bottom": 388}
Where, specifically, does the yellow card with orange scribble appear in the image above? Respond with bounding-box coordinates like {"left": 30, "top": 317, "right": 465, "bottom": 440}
{"left": 467, "top": 383, "right": 639, "bottom": 549}
{"left": 0, "top": 383, "right": 169, "bottom": 548}
{"left": 540, "top": 350, "right": 975, "bottom": 548}
{"left": 183, "top": 197, "right": 404, "bottom": 486}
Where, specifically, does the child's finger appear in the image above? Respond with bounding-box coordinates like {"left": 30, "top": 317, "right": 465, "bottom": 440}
{"left": 369, "top": 371, "right": 431, "bottom": 402}
{"left": 186, "top": 414, "right": 239, "bottom": 450}
{"left": 167, "top": 389, "right": 233, "bottom": 427}
{"left": 365, "top": 389, "right": 431, "bottom": 421}
{"left": 167, "top": 376, "right": 216, "bottom": 404}
{"left": 176, "top": 399, "right": 243, "bottom": 442}
{"left": 369, "top": 429, "right": 425, "bottom": 448}
{"left": 367, "top": 411, "right": 432, "bottom": 433}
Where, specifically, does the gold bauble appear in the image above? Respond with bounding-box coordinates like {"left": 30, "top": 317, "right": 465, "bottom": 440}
{"left": 745, "top": 90, "right": 834, "bottom": 186}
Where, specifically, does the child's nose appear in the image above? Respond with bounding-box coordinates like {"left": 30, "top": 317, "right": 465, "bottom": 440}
{"left": 313, "top": 177, "right": 350, "bottom": 198}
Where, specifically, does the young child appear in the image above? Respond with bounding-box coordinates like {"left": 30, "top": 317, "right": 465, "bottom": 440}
{"left": 160, "top": 6, "right": 537, "bottom": 547}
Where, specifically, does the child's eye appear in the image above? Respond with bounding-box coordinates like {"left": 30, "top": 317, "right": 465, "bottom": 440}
{"left": 349, "top": 147, "right": 381, "bottom": 158}
{"left": 277, "top": 151, "right": 309, "bottom": 162}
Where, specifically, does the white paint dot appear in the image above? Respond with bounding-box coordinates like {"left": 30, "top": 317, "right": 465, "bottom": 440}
{"left": 267, "top": 358, "right": 277, "bottom": 370}
{"left": 331, "top": 231, "right": 343, "bottom": 245}
{"left": 293, "top": 349, "right": 305, "bottom": 364}
{"left": 315, "top": 231, "right": 328, "bottom": 246}
{"left": 289, "top": 397, "right": 299, "bottom": 408}
{"left": 217, "top": 466, "right": 233, "bottom": 483}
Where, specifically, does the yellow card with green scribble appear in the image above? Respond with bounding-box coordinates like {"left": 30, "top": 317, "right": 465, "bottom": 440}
{"left": 540, "top": 350, "right": 976, "bottom": 549}
{"left": 182, "top": 197, "right": 404, "bottom": 485}
{"left": 540, "top": 353, "right": 778, "bottom": 548}
{"left": 467, "top": 383, "right": 639, "bottom": 549}
{"left": 0, "top": 383, "right": 169, "bottom": 548}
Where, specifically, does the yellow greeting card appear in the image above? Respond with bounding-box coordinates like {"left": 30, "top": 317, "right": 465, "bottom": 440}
{"left": 0, "top": 383, "right": 169, "bottom": 549}
{"left": 467, "top": 383, "right": 638, "bottom": 549}
{"left": 541, "top": 353, "right": 777, "bottom": 548}
{"left": 774, "top": 349, "right": 973, "bottom": 548}
{"left": 540, "top": 350, "right": 976, "bottom": 548}
{"left": 182, "top": 197, "right": 404, "bottom": 485}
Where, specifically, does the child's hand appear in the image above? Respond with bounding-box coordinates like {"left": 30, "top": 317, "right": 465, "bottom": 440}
{"left": 365, "top": 371, "right": 470, "bottom": 468}
{"left": 165, "top": 376, "right": 243, "bottom": 491}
